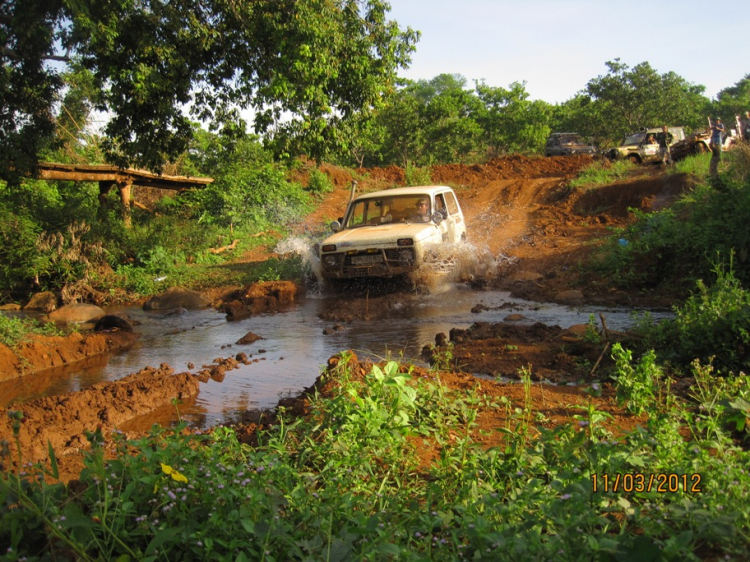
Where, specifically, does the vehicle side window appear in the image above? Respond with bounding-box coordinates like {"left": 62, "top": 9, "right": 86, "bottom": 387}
{"left": 435, "top": 194, "right": 446, "bottom": 215}
{"left": 444, "top": 192, "right": 459, "bottom": 216}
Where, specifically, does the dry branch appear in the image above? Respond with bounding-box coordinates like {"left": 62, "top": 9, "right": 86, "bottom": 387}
{"left": 209, "top": 239, "right": 240, "bottom": 254}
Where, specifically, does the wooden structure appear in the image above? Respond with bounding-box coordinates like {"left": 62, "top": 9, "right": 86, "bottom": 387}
{"left": 36, "top": 162, "right": 214, "bottom": 227}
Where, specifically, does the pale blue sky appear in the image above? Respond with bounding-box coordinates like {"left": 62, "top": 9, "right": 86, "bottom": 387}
{"left": 387, "top": 0, "right": 749, "bottom": 104}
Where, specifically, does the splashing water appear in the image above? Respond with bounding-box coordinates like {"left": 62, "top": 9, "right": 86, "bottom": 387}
{"left": 274, "top": 236, "right": 324, "bottom": 284}
{"left": 411, "top": 241, "right": 517, "bottom": 292}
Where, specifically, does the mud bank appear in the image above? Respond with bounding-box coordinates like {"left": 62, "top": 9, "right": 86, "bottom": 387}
{"left": 0, "top": 364, "right": 198, "bottom": 468}
{"left": 0, "top": 331, "right": 139, "bottom": 382}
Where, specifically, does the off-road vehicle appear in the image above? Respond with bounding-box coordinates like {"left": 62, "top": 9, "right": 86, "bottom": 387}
{"left": 607, "top": 126, "right": 686, "bottom": 164}
{"left": 318, "top": 186, "right": 467, "bottom": 281}
{"left": 544, "top": 133, "right": 597, "bottom": 157}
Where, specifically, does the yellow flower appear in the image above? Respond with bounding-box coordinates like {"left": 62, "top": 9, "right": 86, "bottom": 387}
{"left": 160, "top": 462, "right": 188, "bottom": 483}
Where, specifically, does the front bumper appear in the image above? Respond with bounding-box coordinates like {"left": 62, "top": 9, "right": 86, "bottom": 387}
{"left": 320, "top": 247, "right": 417, "bottom": 279}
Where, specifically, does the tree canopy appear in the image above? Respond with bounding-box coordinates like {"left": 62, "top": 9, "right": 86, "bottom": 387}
{"left": 580, "top": 59, "right": 709, "bottom": 145}
{"left": 0, "top": 0, "right": 419, "bottom": 179}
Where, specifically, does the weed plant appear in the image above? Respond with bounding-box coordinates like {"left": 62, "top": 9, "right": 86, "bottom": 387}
{"left": 630, "top": 259, "right": 750, "bottom": 373}
{"left": 306, "top": 169, "right": 334, "bottom": 196}
{"left": 405, "top": 162, "right": 432, "bottom": 187}
{"left": 0, "top": 314, "right": 64, "bottom": 348}
{"left": 3, "top": 354, "right": 750, "bottom": 560}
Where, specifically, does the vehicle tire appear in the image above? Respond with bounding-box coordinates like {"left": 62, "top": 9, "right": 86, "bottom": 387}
{"left": 695, "top": 142, "right": 708, "bottom": 154}
{"left": 628, "top": 154, "right": 640, "bottom": 164}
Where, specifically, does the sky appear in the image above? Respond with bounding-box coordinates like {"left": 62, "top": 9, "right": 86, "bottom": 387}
{"left": 386, "top": 0, "right": 750, "bottom": 104}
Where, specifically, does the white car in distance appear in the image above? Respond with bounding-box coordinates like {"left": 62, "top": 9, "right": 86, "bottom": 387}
{"left": 318, "top": 185, "right": 467, "bottom": 280}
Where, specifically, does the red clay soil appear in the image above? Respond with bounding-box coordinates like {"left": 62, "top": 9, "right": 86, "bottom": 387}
{"left": 0, "top": 331, "right": 138, "bottom": 383}
{"left": 1, "top": 155, "right": 695, "bottom": 482}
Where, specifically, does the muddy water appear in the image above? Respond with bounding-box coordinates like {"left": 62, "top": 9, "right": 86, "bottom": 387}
{"left": 1, "top": 286, "right": 671, "bottom": 429}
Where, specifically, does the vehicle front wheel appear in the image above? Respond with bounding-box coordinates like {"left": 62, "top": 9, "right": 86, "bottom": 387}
{"left": 628, "top": 154, "right": 640, "bottom": 164}
{"left": 695, "top": 142, "right": 708, "bottom": 154}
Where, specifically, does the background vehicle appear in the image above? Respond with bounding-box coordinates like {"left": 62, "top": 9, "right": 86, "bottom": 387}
{"left": 318, "top": 186, "right": 466, "bottom": 280}
{"left": 670, "top": 129, "right": 739, "bottom": 161}
{"left": 607, "top": 126, "right": 686, "bottom": 164}
{"left": 544, "top": 133, "right": 597, "bottom": 157}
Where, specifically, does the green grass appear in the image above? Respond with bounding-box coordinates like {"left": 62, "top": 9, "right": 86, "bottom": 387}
{"left": 568, "top": 159, "right": 635, "bottom": 189}
{"left": 0, "top": 314, "right": 64, "bottom": 348}
{"left": 3, "top": 354, "right": 750, "bottom": 560}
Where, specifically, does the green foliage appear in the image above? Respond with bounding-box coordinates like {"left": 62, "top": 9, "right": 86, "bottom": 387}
{"left": 0, "top": 314, "right": 63, "bottom": 347}
{"left": 0, "top": 205, "right": 48, "bottom": 295}
{"left": 592, "top": 147, "right": 750, "bottom": 290}
{"left": 404, "top": 162, "right": 432, "bottom": 186}
{"left": 611, "top": 343, "right": 663, "bottom": 415}
{"left": 713, "top": 74, "right": 750, "bottom": 123}
{"left": 568, "top": 159, "right": 635, "bottom": 189}
{"left": 306, "top": 168, "right": 334, "bottom": 196}
{"left": 582, "top": 59, "right": 710, "bottom": 147}
{"left": 689, "top": 361, "right": 750, "bottom": 442}
{"left": 3, "top": 357, "right": 750, "bottom": 560}
{"left": 651, "top": 261, "right": 750, "bottom": 372}
{"left": 475, "top": 81, "right": 553, "bottom": 155}
{"left": 1, "top": 0, "right": 418, "bottom": 175}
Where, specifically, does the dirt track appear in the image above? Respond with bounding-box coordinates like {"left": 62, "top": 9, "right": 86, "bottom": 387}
{"left": 1, "top": 155, "right": 692, "bottom": 481}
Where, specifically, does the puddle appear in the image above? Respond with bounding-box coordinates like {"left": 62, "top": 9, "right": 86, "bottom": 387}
{"left": 0, "top": 285, "right": 672, "bottom": 428}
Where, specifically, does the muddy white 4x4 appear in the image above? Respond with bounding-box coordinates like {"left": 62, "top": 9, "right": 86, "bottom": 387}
{"left": 318, "top": 186, "right": 467, "bottom": 280}
{"left": 607, "top": 126, "right": 686, "bottom": 164}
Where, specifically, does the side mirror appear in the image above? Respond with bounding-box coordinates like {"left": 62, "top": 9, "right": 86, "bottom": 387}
{"left": 330, "top": 220, "right": 342, "bottom": 232}
{"left": 431, "top": 212, "right": 444, "bottom": 225}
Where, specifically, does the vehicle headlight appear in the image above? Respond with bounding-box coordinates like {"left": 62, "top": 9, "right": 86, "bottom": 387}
{"left": 399, "top": 248, "right": 414, "bottom": 262}
{"left": 323, "top": 254, "right": 340, "bottom": 267}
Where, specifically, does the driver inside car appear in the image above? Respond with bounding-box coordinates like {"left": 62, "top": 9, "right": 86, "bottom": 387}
{"left": 410, "top": 198, "right": 431, "bottom": 222}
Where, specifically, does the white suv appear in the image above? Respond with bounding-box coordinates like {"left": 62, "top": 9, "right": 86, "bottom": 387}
{"left": 318, "top": 185, "right": 467, "bottom": 280}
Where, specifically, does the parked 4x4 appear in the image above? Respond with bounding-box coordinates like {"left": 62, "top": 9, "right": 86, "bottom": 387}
{"left": 607, "top": 126, "right": 686, "bottom": 164}
{"left": 544, "top": 133, "right": 597, "bottom": 157}
{"left": 318, "top": 186, "right": 467, "bottom": 281}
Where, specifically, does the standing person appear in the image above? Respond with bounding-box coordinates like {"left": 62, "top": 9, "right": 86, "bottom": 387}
{"left": 709, "top": 117, "right": 726, "bottom": 179}
{"left": 658, "top": 125, "right": 673, "bottom": 166}
{"left": 742, "top": 111, "right": 750, "bottom": 142}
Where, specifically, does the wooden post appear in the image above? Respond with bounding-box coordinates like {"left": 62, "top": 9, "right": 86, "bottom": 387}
{"left": 118, "top": 179, "right": 133, "bottom": 228}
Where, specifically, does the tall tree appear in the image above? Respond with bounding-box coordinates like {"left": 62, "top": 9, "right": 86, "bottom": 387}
{"left": 0, "top": 0, "right": 418, "bottom": 179}
{"left": 714, "top": 74, "right": 750, "bottom": 129}
{"left": 475, "top": 81, "right": 552, "bottom": 155}
{"left": 414, "top": 75, "right": 483, "bottom": 164}
{"left": 583, "top": 59, "right": 709, "bottom": 145}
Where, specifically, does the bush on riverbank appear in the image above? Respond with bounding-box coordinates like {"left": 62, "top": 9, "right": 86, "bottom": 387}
{"left": 0, "top": 133, "right": 313, "bottom": 303}
{"left": 2, "top": 354, "right": 749, "bottom": 560}
{"left": 593, "top": 145, "right": 750, "bottom": 290}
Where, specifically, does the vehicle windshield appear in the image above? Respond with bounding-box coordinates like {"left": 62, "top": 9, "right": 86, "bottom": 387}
{"left": 622, "top": 132, "right": 646, "bottom": 146}
{"left": 559, "top": 134, "right": 587, "bottom": 146}
{"left": 344, "top": 195, "right": 432, "bottom": 228}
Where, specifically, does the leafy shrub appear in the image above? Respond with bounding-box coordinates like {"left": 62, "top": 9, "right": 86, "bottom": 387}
{"left": 4, "top": 357, "right": 750, "bottom": 560}
{"left": 405, "top": 161, "right": 432, "bottom": 186}
{"left": 611, "top": 343, "right": 663, "bottom": 414}
{"left": 306, "top": 168, "right": 334, "bottom": 196}
{"left": 592, "top": 146, "right": 750, "bottom": 290}
{"left": 0, "top": 206, "right": 49, "bottom": 296}
{"left": 658, "top": 261, "right": 750, "bottom": 372}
